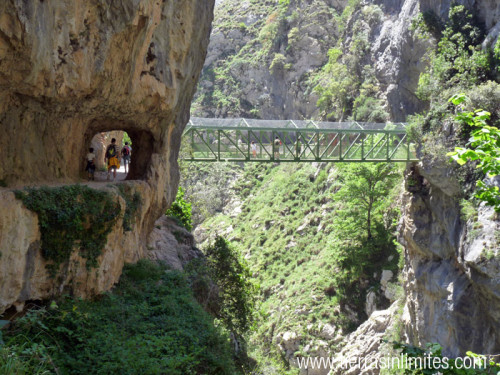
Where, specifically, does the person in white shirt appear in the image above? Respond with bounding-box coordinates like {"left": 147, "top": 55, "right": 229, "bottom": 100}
{"left": 251, "top": 141, "right": 257, "bottom": 158}
{"left": 85, "top": 147, "right": 96, "bottom": 180}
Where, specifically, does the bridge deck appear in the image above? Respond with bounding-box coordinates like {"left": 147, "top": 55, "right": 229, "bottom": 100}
{"left": 182, "top": 118, "right": 418, "bottom": 163}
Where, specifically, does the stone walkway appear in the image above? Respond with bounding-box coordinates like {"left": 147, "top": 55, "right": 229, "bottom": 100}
{"left": 93, "top": 165, "right": 129, "bottom": 182}
{"left": 84, "top": 165, "right": 130, "bottom": 188}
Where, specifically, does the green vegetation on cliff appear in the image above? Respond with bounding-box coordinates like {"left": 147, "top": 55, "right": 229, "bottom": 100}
{"left": 194, "top": 161, "right": 403, "bottom": 373}
{"left": 166, "top": 186, "right": 193, "bottom": 230}
{"left": 195, "top": 0, "right": 393, "bottom": 122}
{"left": 409, "top": 5, "right": 500, "bottom": 210}
{"left": 311, "top": 2, "right": 387, "bottom": 121}
{"left": 14, "top": 185, "right": 121, "bottom": 275}
{"left": 448, "top": 94, "right": 500, "bottom": 212}
{"left": 192, "top": 0, "right": 340, "bottom": 118}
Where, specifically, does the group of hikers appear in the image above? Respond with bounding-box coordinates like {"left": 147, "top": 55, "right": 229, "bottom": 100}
{"left": 85, "top": 138, "right": 132, "bottom": 181}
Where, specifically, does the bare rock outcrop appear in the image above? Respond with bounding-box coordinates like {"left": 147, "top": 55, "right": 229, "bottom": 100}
{"left": 399, "top": 161, "right": 500, "bottom": 356}
{"left": 328, "top": 302, "right": 400, "bottom": 375}
{"left": 147, "top": 216, "right": 203, "bottom": 270}
{"left": 0, "top": 0, "right": 215, "bottom": 313}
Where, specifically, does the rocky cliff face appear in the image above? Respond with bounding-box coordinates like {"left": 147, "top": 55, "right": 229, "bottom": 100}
{"left": 400, "top": 159, "right": 500, "bottom": 357}
{"left": 0, "top": 0, "right": 213, "bottom": 191}
{"left": 0, "top": 182, "right": 153, "bottom": 313}
{"left": 0, "top": 0, "right": 214, "bottom": 314}
{"left": 194, "top": 0, "right": 500, "bottom": 122}
{"left": 192, "top": 0, "right": 500, "bottom": 368}
{"left": 193, "top": 0, "right": 343, "bottom": 119}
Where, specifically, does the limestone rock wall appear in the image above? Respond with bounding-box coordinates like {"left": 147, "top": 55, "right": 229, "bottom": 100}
{"left": 372, "top": 0, "right": 500, "bottom": 120}
{"left": 0, "top": 0, "right": 214, "bottom": 197}
{"left": 399, "top": 161, "right": 500, "bottom": 357}
{"left": 0, "top": 0, "right": 214, "bottom": 313}
{"left": 0, "top": 182, "right": 154, "bottom": 313}
{"left": 193, "top": 0, "right": 343, "bottom": 119}
{"left": 195, "top": 0, "right": 500, "bottom": 122}
{"left": 147, "top": 216, "right": 203, "bottom": 270}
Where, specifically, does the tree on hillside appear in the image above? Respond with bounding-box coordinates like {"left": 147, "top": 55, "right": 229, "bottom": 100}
{"left": 330, "top": 163, "right": 401, "bottom": 316}
{"left": 335, "top": 163, "right": 400, "bottom": 239}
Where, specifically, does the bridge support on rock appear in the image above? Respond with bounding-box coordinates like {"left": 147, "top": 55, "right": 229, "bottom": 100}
{"left": 182, "top": 118, "right": 418, "bottom": 163}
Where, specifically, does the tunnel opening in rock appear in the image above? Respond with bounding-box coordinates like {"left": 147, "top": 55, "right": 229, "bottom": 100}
{"left": 84, "top": 121, "right": 154, "bottom": 182}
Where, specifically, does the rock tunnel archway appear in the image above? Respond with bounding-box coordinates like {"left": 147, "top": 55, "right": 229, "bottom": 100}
{"left": 84, "top": 119, "right": 155, "bottom": 181}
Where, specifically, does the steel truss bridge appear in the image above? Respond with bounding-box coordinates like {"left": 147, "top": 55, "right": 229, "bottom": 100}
{"left": 182, "top": 118, "right": 418, "bottom": 163}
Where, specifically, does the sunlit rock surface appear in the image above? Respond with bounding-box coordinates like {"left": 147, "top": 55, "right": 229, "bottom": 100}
{"left": 0, "top": 0, "right": 214, "bottom": 313}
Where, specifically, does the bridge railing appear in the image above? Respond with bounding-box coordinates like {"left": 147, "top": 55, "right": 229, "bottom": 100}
{"left": 183, "top": 118, "right": 418, "bottom": 163}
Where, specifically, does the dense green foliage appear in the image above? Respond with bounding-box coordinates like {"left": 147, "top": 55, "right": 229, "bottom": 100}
{"left": 389, "top": 342, "right": 500, "bottom": 374}
{"left": 117, "top": 185, "right": 142, "bottom": 232}
{"left": 312, "top": 2, "right": 387, "bottom": 121}
{"left": 196, "top": 162, "right": 403, "bottom": 372}
{"left": 408, "top": 5, "right": 500, "bottom": 201}
{"left": 331, "top": 164, "right": 401, "bottom": 309}
{"left": 0, "top": 261, "right": 238, "bottom": 375}
{"left": 14, "top": 185, "right": 120, "bottom": 275}
{"left": 166, "top": 186, "right": 193, "bottom": 231}
{"left": 122, "top": 132, "right": 132, "bottom": 146}
{"left": 416, "top": 6, "right": 495, "bottom": 103}
{"left": 203, "top": 236, "right": 257, "bottom": 336}
{"left": 448, "top": 94, "right": 500, "bottom": 212}
{"left": 335, "top": 163, "right": 400, "bottom": 239}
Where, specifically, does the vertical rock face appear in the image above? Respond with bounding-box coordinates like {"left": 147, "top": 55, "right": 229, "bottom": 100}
{"left": 194, "top": 0, "right": 342, "bottom": 119}
{"left": 0, "top": 0, "right": 214, "bottom": 313}
{"left": 196, "top": 0, "right": 499, "bottom": 123}
{"left": 399, "top": 160, "right": 500, "bottom": 356}
{"left": 372, "top": 0, "right": 500, "bottom": 120}
{"left": 0, "top": 0, "right": 214, "bottom": 198}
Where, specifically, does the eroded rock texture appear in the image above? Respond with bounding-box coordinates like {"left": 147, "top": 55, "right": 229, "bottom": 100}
{"left": 400, "top": 160, "right": 500, "bottom": 356}
{"left": 0, "top": 182, "right": 154, "bottom": 313}
{"left": 147, "top": 216, "right": 203, "bottom": 270}
{"left": 195, "top": 0, "right": 500, "bottom": 121}
{"left": 0, "top": 0, "right": 213, "bottom": 191}
{"left": 0, "top": 0, "right": 214, "bottom": 313}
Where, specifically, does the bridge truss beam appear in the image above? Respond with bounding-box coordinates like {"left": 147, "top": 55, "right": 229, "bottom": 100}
{"left": 182, "top": 121, "right": 418, "bottom": 163}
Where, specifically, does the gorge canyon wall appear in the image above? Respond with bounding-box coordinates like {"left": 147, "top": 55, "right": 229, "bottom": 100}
{"left": 196, "top": 0, "right": 500, "bottom": 369}
{"left": 0, "top": 0, "right": 214, "bottom": 313}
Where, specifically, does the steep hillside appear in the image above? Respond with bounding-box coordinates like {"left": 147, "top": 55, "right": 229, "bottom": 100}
{"left": 194, "top": 0, "right": 500, "bottom": 122}
{"left": 192, "top": 0, "right": 340, "bottom": 119}
{"left": 193, "top": 0, "right": 424, "bottom": 121}
{"left": 191, "top": 161, "right": 404, "bottom": 373}
{"left": 185, "top": 0, "right": 500, "bottom": 373}
{"left": 1, "top": 260, "right": 239, "bottom": 375}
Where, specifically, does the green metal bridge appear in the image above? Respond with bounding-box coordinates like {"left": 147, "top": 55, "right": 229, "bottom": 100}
{"left": 182, "top": 118, "right": 418, "bottom": 163}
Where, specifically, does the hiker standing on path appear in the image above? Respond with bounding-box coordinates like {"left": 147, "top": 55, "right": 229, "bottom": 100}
{"left": 121, "top": 142, "right": 132, "bottom": 174}
{"left": 105, "top": 138, "right": 120, "bottom": 181}
{"left": 251, "top": 141, "right": 257, "bottom": 158}
{"left": 85, "top": 147, "right": 96, "bottom": 181}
